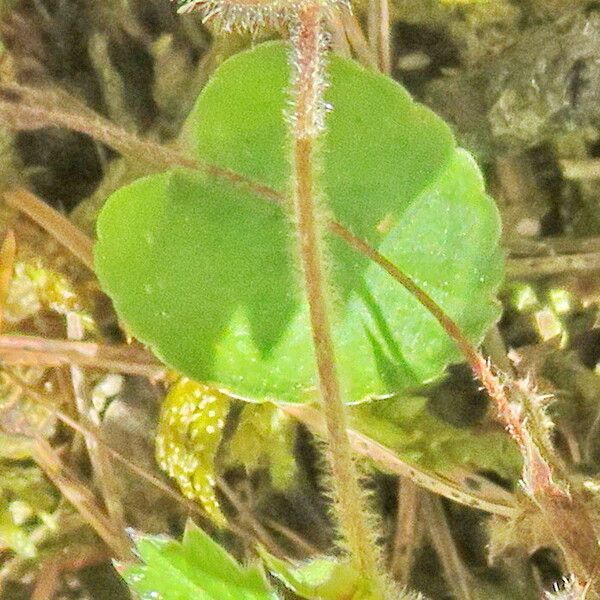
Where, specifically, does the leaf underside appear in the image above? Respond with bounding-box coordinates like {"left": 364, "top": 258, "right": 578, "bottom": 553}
{"left": 95, "top": 42, "right": 503, "bottom": 404}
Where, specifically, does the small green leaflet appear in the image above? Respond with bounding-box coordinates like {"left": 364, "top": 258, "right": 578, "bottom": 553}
{"left": 260, "top": 550, "right": 423, "bottom": 600}
{"left": 118, "top": 520, "right": 278, "bottom": 600}
{"left": 260, "top": 551, "right": 373, "bottom": 600}
{"left": 95, "top": 42, "right": 503, "bottom": 404}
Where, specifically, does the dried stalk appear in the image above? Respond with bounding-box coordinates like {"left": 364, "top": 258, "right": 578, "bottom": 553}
{"left": 505, "top": 235, "right": 600, "bottom": 257}
{"left": 0, "top": 334, "right": 166, "bottom": 378}
{"left": 390, "top": 478, "right": 420, "bottom": 584}
{"left": 560, "top": 158, "right": 600, "bottom": 180}
{"left": 340, "top": 7, "right": 378, "bottom": 69}
{"left": 66, "top": 312, "right": 127, "bottom": 538}
{"left": 367, "top": 0, "right": 391, "bottom": 73}
{"left": 421, "top": 493, "right": 476, "bottom": 600}
{"left": 216, "top": 477, "right": 288, "bottom": 558}
{"left": 281, "top": 403, "right": 517, "bottom": 518}
{"left": 0, "top": 87, "right": 281, "bottom": 204}
{"left": 0, "top": 229, "right": 16, "bottom": 331}
{"left": 32, "top": 436, "right": 133, "bottom": 561}
{"left": 506, "top": 252, "right": 600, "bottom": 278}
{"left": 4, "top": 188, "right": 94, "bottom": 269}
{"left": 263, "top": 517, "right": 322, "bottom": 556}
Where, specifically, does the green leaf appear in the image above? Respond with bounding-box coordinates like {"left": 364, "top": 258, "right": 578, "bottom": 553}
{"left": 260, "top": 550, "right": 423, "bottom": 600}
{"left": 95, "top": 42, "right": 502, "bottom": 404}
{"left": 120, "top": 520, "right": 278, "bottom": 600}
{"left": 260, "top": 551, "right": 368, "bottom": 600}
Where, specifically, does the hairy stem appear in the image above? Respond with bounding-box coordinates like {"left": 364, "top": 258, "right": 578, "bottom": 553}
{"left": 281, "top": 403, "right": 516, "bottom": 517}
{"left": 289, "top": 5, "right": 386, "bottom": 594}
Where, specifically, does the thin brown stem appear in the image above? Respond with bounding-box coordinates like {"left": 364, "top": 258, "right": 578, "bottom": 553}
{"left": 3, "top": 368, "right": 208, "bottom": 521}
{"left": 0, "top": 334, "right": 166, "bottom": 378}
{"left": 390, "top": 478, "right": 420, "bottom": 585}
{"left": 216, "top": 477, "right": 288, "bottom": 558}
{"left": 0, "top": 87, "right": 281, "bottom": 205}
{"left": 330, "top": 224, "right": 527, "bottom": 456}
{"left": 340, "top": 7, "right": 378, "bottom": 69}
{"left": 290, "top": 5, "right": 386, "bottom": 595}
{"left": 281, "top": 403, "right": 516, "bottom": 517}
{"left": 330, "top": 223, "right": 563, "bottom": 498}
{"left": 328, "top": 222, "right": 483, "bottom": 369}
{"left": 4, "top": 188, "right": 94, "bottom": 269}
{"left": 421, "top": 493, "right": 476, "bottom": 600}
{"left": 263, "top": 517, "right": 322, "bottom": 556}
{"left": 0, "top": 230, "right": 16, "bottom": 332}
{"left": 368, "top": 0, "right": 391, "bottom": 73}
{"left": 32, "top": 436, "right": 133, "bottom": 561}
{"left": 66, "top": 313, "right": 127, "bottom": 538}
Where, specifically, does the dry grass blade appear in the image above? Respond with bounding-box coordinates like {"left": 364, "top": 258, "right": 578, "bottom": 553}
{"left": 32, "top": 437, "right": 133, "bottom": 561}
{"left": 560, "top": 159, "right": 600, "bottom": 180}
{"left": 340, "top": 7, "right": 378, "bottom": 69}
{"left": 66, "top": 312, "right": 127, "bottom": 539}
{"left": 263, "top": 517, "right": 322, "bottom": 556}
{"left": 391, "top": 478, "right": 420, "bottom": 585}
{"left": 421, "top": 492, "right": 476, "bottom": 600}
{"left": 3, "top": 368, "right": 208, "bottom": 521}
{"left": 4, "top": 188, "right": 94, "bottom": 269}
{"left": 0, "top": 229, "right": 16, "bottom": 332}
{"left": 368, "top": 0, "right": 391, "bottom": 73}
{"left": 216, "top": 477, "right": 288, "bottom": 558}
{"left": 281, "top": 403, "right": 517, "bottom": 517}
{"left": 506, "top": 253, "right": 600, "bottom": 278}
{"left": 505, "top": 235, "right": 600, "bottom": 257}
{"left": 0, "top": 334, "right": 167, "bottom": 378}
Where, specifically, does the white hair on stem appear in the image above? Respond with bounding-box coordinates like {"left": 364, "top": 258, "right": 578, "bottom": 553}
{"left": 175, "top": 0, "right": 348, "bottom": 34}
